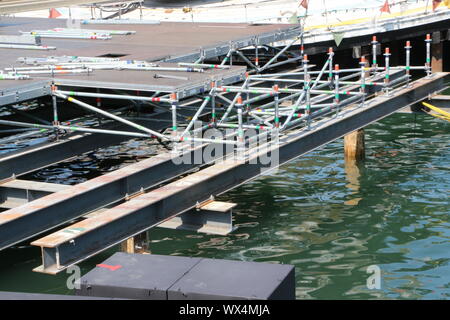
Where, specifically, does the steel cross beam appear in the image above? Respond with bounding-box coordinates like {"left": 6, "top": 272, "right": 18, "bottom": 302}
{"left": 30, "top": 73, "right": 447, "bottom": 274}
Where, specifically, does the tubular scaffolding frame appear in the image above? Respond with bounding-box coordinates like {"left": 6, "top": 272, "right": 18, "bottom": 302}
{"left": 0, "top": 33, "right": 436, "bottom": 158}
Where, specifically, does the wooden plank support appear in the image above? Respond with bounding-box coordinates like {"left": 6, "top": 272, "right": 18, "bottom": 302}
{"left": 0, "top": 176, "right": 237, "bottom": 236}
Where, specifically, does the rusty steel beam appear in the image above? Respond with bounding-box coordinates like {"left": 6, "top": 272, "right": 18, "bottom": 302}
{"left": 0, "top": 146, "right": 208, "bottom": 251}
{"left": 30, "top": 73, "right": 448, "bottom": 274}
{"left": 0, "top": 178, "right": 236, "bottom": 235}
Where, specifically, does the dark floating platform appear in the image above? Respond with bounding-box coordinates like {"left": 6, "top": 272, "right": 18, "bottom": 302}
{"left": 75, "top": 253, "right": 296, "bottom": 300}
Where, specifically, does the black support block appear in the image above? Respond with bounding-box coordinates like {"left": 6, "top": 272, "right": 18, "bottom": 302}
{"left": 75, "top": 253, "right": 295, "bottom": 300}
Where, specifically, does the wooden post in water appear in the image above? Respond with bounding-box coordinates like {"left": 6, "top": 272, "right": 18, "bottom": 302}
{"left": 344, "top": 129, "right": 365, "bottom": 161}
{"left": 120, "top": 237, "right": 135, "bottom": 254}
{"left": 120, "top": 232, "right": 150, "bottom": 254}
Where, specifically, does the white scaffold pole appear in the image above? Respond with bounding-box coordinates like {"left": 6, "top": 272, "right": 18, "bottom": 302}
{"left": 0, "top": 119, "right": 152, "bottom": 138}
{"left": 54, "top": 92, "right": 169, "bottom": 140}
{"left": 405, "top": 40, "right": 412, "bottom": 87}
{"left": 425, "top": 33, "right": 432, "bottom": 78}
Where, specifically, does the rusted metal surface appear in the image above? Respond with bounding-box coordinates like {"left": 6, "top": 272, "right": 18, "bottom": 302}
{"left": 0, "top": 174, "right": 236, "bottom": 234}
{"left": 200, "top": 201, "right": 237, "bottom": 213}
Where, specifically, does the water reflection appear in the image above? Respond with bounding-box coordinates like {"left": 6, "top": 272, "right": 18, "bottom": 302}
{"left": 344, "top": 159, "right": 362, "bottom": 206}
